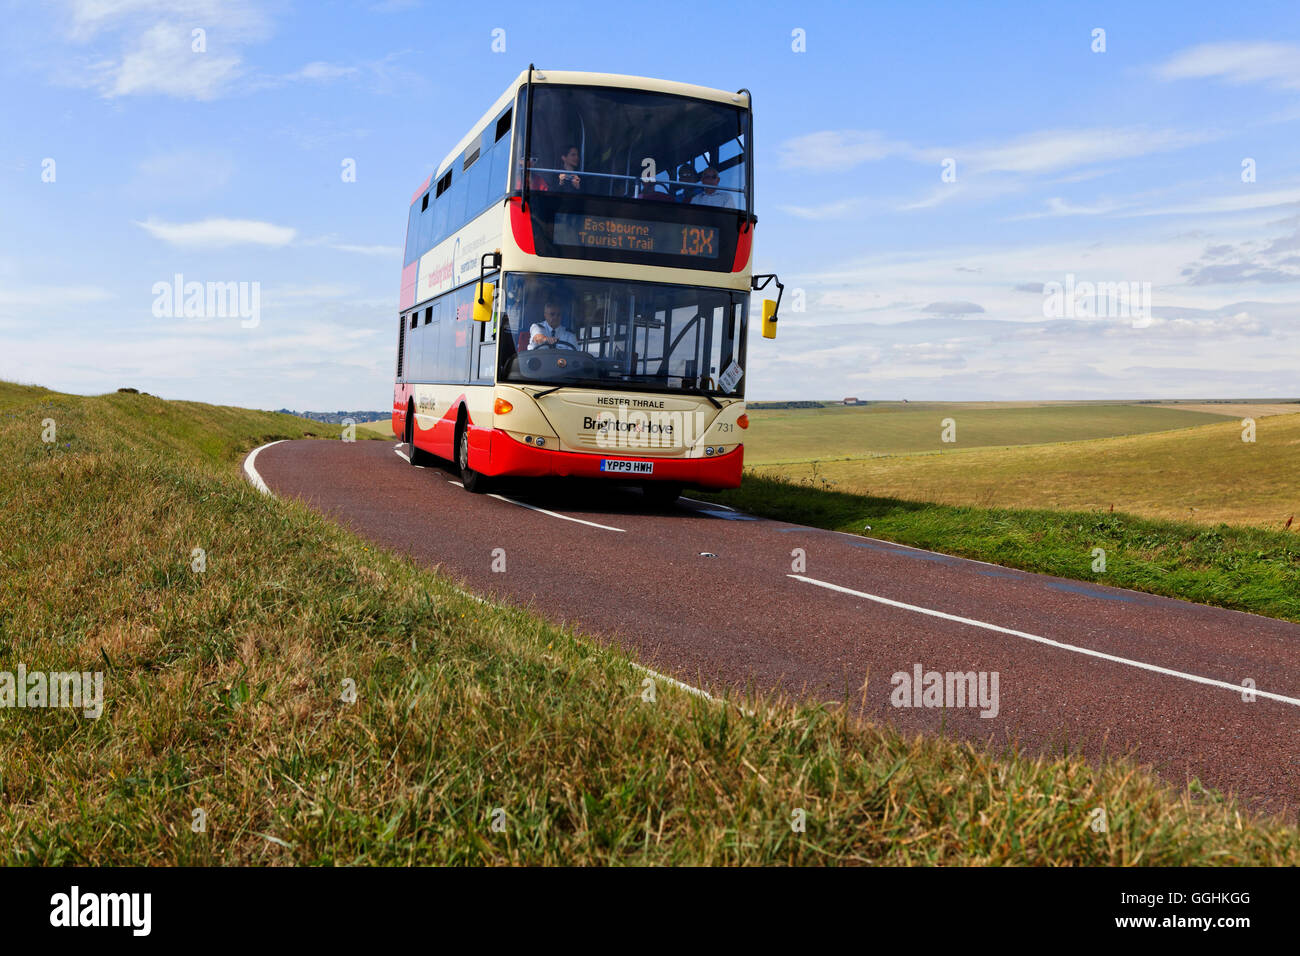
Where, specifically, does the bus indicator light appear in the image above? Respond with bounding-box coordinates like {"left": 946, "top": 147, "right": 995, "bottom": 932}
{"left": 736, "top": 414, "right": 749, "bottom": 429}
{"left": 494, "top": 398, "right": 514, "bottom": 415}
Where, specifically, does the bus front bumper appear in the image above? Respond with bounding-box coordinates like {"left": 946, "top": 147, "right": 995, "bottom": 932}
{"left": 480, "top": 428, "right": 743, "bottom": 489}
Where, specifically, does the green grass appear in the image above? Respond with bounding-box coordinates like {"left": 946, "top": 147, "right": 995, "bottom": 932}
{"left": 4, "top": 380, "right": 1300, "bottom": 864}
{"left": 702, "top": 475, "right": 1300, "bottom": 624}
{"left": 742, "top": 402, "right": 1236, "bottom": 463}
{"left": 748, "top": 411, "right": 1300, "bottom": 530}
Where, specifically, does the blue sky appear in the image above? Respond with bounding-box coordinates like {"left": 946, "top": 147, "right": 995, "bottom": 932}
{"left": 2, "top": 0, "right": 1298, "bottom": 407}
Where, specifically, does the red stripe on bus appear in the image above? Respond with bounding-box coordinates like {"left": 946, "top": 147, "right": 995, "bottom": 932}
{"left": 508, "top": 197, "right": 536, "bottom": 255}
{"left": 731, "top": 221, "right": 753, "bottom": 272}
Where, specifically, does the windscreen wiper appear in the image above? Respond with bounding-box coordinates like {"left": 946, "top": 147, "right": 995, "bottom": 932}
{"left": 531, "top": 385, "right": 568, "bottom": 398}
{"left": 693, "top": 388, "right": 722, "bottom": 410}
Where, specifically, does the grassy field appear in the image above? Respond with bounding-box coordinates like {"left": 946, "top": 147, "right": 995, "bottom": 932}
{"left": 747, "top": 406, "right": 1300, "bottom": 530}
{"left": 356, "top": 418, "right": 395, "bottom": 439}
{"left": 5, "top": 379, "right": 1300, "bottom": 863}
{"left": 742, "top": 401, "right": 1241, "bottom": 463}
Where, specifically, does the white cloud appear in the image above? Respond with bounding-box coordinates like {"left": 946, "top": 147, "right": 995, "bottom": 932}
{"left": 777, "top": 130, "right": 904, "bottom": 171}
{"left": 0, "top": 285, "right": 114, "bottom": 308}
{"left": 289, "top": 61, "right": 361, "bottom": 82}
{"left": 1121, "top": 188, "right": 1300, "bottom": 219}
{"left": 777, "top": 197, "right": 866, "bottom": 220}
{"left": 135, "top": 217, "right": 296, "bottom": 247}
{"left": 945, "top": 127, "right": 1213, "bottom": 176}
{"left": 1156, "top": 42, "right": 1300, "bottom": 91}
{"left": 1008, "top": 196, "right": 1127, "bottom": 220}
{"left": 777, "top": 126, "right": 1210, "bottom": 180}
{"left": 303, "top": 235, "right": 404, "bottom": 257}
{"left": 327, "top": 243, "right": 401, "bottom": 257}
{"left": 58, "top": 0, "right": 270, "bottom": 100}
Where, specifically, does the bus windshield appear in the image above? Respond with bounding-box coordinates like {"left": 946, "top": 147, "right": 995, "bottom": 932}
{"left": 498, "top": 273, "right": 747, "bottom": 397}
{"left": 517, "top": 85, "right": 748, "bottom": 209}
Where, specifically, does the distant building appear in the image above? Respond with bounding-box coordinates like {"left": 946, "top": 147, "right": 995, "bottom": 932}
{"left": 843, "top": 397, "right": 861, "bottom": 406}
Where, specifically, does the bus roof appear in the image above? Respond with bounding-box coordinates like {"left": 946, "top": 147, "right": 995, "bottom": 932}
{"left": 423, "top": 69, "right": 751, "bottom": 195}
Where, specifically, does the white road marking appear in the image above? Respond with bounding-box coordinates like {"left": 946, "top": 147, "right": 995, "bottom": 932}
{"left": 394, "top": 444, "right": 428, "bottom": 467}
{"left": 243, "top": 440, "right": 285, "bottom": 495}
{"left": 790, "top": 574, "right": 1300, "bottom": 708}
{"left": 485, "top": 493, "right": 626, "bottom": 532}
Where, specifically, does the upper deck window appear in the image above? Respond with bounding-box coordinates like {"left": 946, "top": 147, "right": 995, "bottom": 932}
{"left": 515, "top": 86, "right": 748, "bottom": 210}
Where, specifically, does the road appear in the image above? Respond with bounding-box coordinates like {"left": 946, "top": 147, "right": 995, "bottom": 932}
{"left": 247, "top": 438, "right": 1300, "bottom": 815}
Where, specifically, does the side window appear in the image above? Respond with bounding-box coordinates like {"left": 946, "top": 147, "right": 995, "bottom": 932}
{"left": 408, "top": 312, "right": 423, "bottom": 382}
{"left": 424, "top": 305, "right": 432, "bottom": 325}
{"left": 510, "top": 88, "right": 527, "bottom": 193}
{"left": 466, "top": 147, "right": 491, "bottom": 220}
{"left": 405, "top": 205, "right": 419, "bottom": 265}
{"left": 430, "top": 190, "right": 449, "bottom": 248}
{"left": 444, "top": 174, "right": 468, "bottom": 237}
{"left": 425, "top": 301, "right": 441, "bottom": 380}
{"left": 417, "top": 192, "right": 433, "bottom": 254}
{"left": 489, "top": 136, "right": 511, "bottom": 205}
{"left": 442, "top": 286, "right": 469, "bottom": 383}
{"left": 475, "top": 280, "right": 500, "bottom": 382}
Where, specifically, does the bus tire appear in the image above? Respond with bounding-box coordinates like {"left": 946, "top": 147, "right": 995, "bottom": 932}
{"left": 406, "top": 402, "right": 434, "bottom": 467}
{"left": 456, "top": 414, "right": 489, "bottom": 493}
{"left": 641, "top": 481, "right": 682, "bottom": 507}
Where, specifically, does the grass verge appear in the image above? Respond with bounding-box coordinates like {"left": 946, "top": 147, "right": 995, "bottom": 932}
{"left": 3, "top": 382, "right": 1299, "bottom": 863}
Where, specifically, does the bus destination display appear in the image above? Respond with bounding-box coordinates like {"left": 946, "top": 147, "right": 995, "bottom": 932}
{"left": 553, "top": 213, "right": 720, "bottom": 259}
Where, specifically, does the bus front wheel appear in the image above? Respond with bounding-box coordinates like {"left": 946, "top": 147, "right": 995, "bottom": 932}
{"left": 457, "top": 418, "right": 489, "bottom": 493}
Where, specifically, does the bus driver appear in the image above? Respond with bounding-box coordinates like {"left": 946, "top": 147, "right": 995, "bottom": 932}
{"left": 529, "top": 301, "right": 579, "bottom": 350}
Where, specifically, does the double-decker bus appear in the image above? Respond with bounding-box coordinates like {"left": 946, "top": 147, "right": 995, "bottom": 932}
{"left": 392, "top": 67, "right": 782, "bottom": 503}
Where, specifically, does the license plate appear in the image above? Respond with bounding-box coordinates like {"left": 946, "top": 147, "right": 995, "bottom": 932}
{"left": 600, "top": 459, "right": 653, "bottom": 475}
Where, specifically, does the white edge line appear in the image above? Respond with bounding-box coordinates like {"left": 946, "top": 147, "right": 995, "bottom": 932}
{"left": 243, "top": 440, "right": 286, "bottom": 495}
{"left": 486, "top": 493, "right": 626, "bottom": 532}
{"left": 789, "top": 574, "right": 1300, "bottom": 708}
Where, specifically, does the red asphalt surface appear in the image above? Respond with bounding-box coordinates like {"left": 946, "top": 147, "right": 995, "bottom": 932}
{"left": 249, "top": 438, "right": 1300, "bottom": 815}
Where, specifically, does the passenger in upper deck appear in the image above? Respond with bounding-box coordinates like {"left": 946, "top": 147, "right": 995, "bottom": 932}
{"left": 675, "top": 163, "right": 699, "bottom": 203}
{"left": 517, "top": 153, "right": 549, "bottom": 193}
{"left": 690, "top": 166, "right": 734, "bottom": 208}
{"left": 638, "top": 174, "right": 671, "bottom": 201}
{"left": 555, "top": 145, "right": 583, "bottom": 192}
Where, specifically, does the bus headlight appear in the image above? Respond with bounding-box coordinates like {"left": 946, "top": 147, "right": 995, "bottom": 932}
{"left": 705, "top": 446, "right": 715, "bottom": 457}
